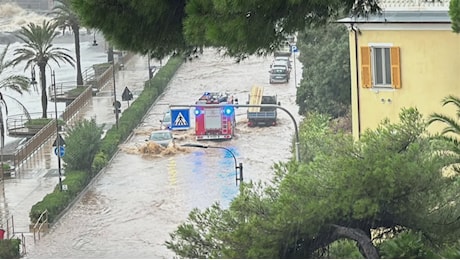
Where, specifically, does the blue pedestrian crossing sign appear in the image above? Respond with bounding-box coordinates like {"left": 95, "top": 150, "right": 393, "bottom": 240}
{"left": 170, "top": 108, "right": 190, "bottom": 130}
{"left": 54, "top": 146, "right": 65, "bottom": 158}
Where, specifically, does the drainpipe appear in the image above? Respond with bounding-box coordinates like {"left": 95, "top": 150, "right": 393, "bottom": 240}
{"left": 350, "top": 23, "right": 362, "bottom": 138}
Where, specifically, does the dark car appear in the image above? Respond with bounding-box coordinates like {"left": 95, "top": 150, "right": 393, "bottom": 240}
{"left": 269, "top": 68, "right": 290, "bottom": 84}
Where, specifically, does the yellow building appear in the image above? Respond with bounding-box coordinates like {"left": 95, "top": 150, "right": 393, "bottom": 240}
{"left": 339, "top": 0, "right": 459, "bottom": 139}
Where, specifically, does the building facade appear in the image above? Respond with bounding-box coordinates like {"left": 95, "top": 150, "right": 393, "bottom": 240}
{"left": 339, "top": 0, "right": 459, "bottom": 139}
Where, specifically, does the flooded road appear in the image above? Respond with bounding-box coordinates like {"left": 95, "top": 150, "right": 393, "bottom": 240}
{"left": 25, "top": 49, "right": 303, "bottom": 258}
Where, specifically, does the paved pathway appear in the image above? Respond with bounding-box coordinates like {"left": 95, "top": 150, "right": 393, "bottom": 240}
{"left": 0, "top": 53, "right": 154, "bottom": 253}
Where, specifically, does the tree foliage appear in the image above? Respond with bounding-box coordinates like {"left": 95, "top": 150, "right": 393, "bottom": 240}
{"left": 62, "top": 118, "right": 103, "bottom": 171}
{"left": 450, "top": 0, "right": 460, "bottom": 33}
{"left": 428, "top": 95, "right": 460, "bottom": 178}
{"left": 429, "top": 95, "right": 460, "bottom": 138}
{"left": 70, "top": 0, "right": 381, "bottom": 58}
{"left": 296, "top": 21, "right": 351, "bottom": 118}
{"left": 12, "top": 20, "right": 75, "bottom": 118}
{"left": 0, "top": 44, "right": 30, "bottom": 95}
{"left": 166, "top": 108, "right": 460, "bottom": 258}
{"left": 50, "top": 0, "right": 84, "bottom": 86}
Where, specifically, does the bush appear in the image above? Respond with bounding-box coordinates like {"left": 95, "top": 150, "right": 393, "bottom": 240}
{"left": 30, "top": 170, "right": 89, "bottom": 224}
{"left": 2, "top": 163, "right": 11, "bottom": 171}
{"left": 62, "top": 119, "right": 104, "bottom": 171}
{"left": 0, "top": 239, "right": 21, "bottom": 258}
{"left": 25, "top": 118, "right": 65, "bottom": 128}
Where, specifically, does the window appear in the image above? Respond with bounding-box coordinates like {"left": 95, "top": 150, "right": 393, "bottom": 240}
{"left": 373, "top": 47, "right": 391, "bottom": 86}
{"left": 360, "top": 46, "right": 401, "bottom": 89}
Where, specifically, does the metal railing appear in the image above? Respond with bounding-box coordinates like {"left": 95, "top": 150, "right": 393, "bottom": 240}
{"left": 11, "top": 52, "right": 135, "bottom": 168}
{"left": 13, "top": 119, "right": 55, "bottom": 168}
{"left": 32, "top": 209, "right": 48, "bottom": 243}
{"left": 62, "top": 85, "right": 93, "bottom": 122}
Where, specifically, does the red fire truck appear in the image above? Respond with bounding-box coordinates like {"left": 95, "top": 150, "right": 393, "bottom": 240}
{"left": 195, "top": 92, "right": 237, "bottom": 140}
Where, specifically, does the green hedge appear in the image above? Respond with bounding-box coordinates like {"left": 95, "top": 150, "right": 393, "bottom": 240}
{"left": 29, "top": 54, "right": 183, "bottom": 225}
{"left": 30, "top": 170, "right": 90, "bottom": 223}
{"left": 0, "top": 239, "right": 21, "bottom": 258}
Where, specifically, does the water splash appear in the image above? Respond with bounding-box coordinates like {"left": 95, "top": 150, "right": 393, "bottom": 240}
{"left": 0, "top": 3, "right": 50, "bottom": 33}
{"left": 120, "top": 142, "right": 189, "bottom": 158}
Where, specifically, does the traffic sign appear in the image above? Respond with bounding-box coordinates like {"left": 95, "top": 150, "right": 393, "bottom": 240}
{"left": 291, "top": 45, "right": 298, "bottom": 53}
{"left": 122, "top": 86, "right": 133, "bottom": 101}
{"left": 170, "top": 108, "right": 190, "bottom": 130}
{"left": 113, "top": 101, "right": 121, "bottom": 109}
{"left": 52, "top": 133, "right": 66, "bottom": 147}
{"left": 54, "top": 146, "right": 65, "bottom": 157}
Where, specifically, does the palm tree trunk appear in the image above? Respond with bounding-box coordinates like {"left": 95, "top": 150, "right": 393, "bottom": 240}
{"left": 73, "top": 25, "right": 83, "bottom": 86}
{"left": 39, "top": 65, "right": 48, "bottom": 118}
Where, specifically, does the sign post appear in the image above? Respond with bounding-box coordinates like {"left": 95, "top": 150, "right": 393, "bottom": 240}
{"left": 291, "top": 45, "right": 298, "bottom": 87}
{"left": 52, "top": 133, "right": 65, "bottom": 191}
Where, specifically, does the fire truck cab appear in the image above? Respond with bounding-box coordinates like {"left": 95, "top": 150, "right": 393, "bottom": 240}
{"left": 195, "top": 92, "right": 237, "bottom": 140}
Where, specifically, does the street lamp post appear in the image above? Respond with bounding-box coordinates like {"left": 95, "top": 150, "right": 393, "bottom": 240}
{"left": 31, "top": 66, "right": 63, "bottom": 191}
{"left": 112, "top": 60, "right": 119, "bottom": 129}
{"left": 51, "top": 71, "right": 63, "bottom": 192}
{"left": 92, "top": 31, "right": 98, "bottom": 46}
{"left": 171, "top": 104, "right": 301, "bottom": 162}
{"left": 182, "top": 143, "right": 243, "bottom": 186}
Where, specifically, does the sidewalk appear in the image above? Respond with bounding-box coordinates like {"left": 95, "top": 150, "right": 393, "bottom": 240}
{"left": 0, "top": 53, "right": 153, "bottom": 248}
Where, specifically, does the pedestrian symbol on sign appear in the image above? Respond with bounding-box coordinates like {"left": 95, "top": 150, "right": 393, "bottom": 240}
{"left": 174, "top": 112, "right": 188, "bottom": 126}
{"left": 170, "top": 108, "right": 190, "bottom": 130}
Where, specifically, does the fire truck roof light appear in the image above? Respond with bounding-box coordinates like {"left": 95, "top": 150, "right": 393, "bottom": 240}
{"left": 223, "top": 106, "right": 234, "bottom": 116}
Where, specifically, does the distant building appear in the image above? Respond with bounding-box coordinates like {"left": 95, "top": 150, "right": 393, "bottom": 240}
{"left": 339, "top": 0, "right": 458, "bottom": 139}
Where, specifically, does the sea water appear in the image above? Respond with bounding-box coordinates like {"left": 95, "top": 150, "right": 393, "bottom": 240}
{"left": 0, "top": 2, "right": 108, "bottom": 146}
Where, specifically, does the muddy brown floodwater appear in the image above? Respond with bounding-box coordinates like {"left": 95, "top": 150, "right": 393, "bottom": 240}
{"left": 25, "top": 48, "right": 303, "bottom": 258}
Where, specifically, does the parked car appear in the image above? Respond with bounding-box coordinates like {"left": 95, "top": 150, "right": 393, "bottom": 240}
{"left": 273, "top": 56, "right": 292, "bottom": 71}
{"left": 160, "top": 111, "right": 171, "bottom": 130}
{"left": 146, "top": 130, "right": 174, "bottom": 147}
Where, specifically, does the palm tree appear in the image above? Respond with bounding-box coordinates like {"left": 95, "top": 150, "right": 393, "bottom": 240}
{"left": 12, "top": 20, "right": 75, "bottom": 119}
{"left": 429, "top": 95, "right": 460, "bottom": 169}
{"left": 50, "top": 0, "right": 84, "bottom": 86}
{"left": 429, "top": 95, "right": 460, "bottom": 138}
{"left": 0, "top": 44, "right": 31, "bottom": 167}
{"left": 0, "top": 44, "right": 31, "bottom": 95}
